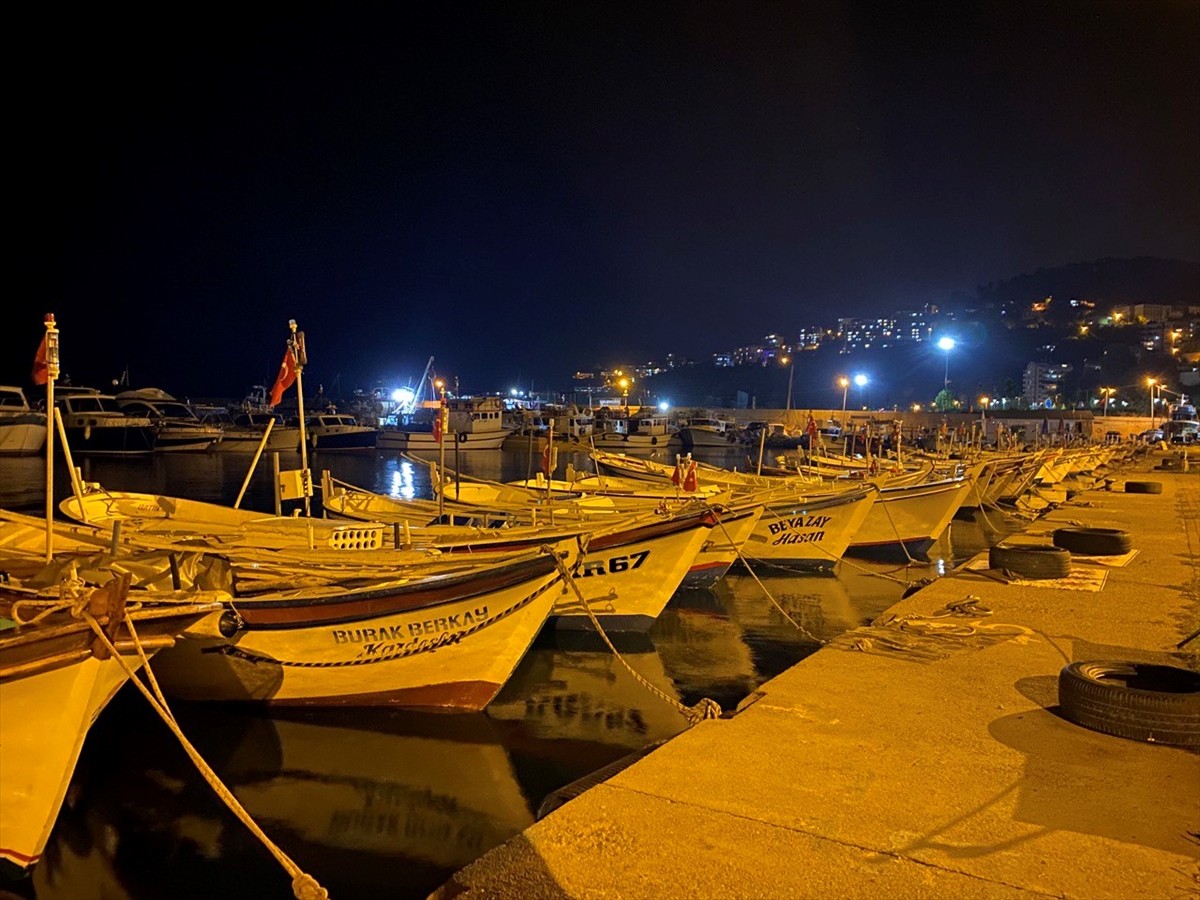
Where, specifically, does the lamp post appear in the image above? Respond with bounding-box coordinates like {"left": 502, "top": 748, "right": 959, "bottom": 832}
{"left": 838, "top": 376, "right": 850, "bottom": 427}
{"left": 937, "top": 336, "right": 956, "bottom": 391}
{"left": 1100, "top": 387, "right": 1115, "bottom": 419}
{"left": 782, "top": 356, "right": 795, "bottom": 412}
{"left": 1147, "top": 377, "right": 1157, "bottom": 429}
{"left": 854, "top": 373, "right": 868, "bottom": 410}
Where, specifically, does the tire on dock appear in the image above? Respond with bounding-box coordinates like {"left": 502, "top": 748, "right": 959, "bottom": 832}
{"left": 1058, "top": 660, "right": 1200, "bottom": 747}
{"left": 988, "top": 543, "right": 1072, "bottom": 579}
{"left": 1124, "top": 480, "right": 1163, "bottom": 494}
{"left": 1051, "top": 527, "right": 1133, "bottom": 556}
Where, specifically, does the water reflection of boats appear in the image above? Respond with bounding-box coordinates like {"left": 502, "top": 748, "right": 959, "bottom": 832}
{"left": 486, "top": 641, "right": 690, "bottom": 750}
{"left": 34, "top": 704, "right": 535, "bottom": 899}
{"left": 712, "top": 565, "right": 911, "bottom": 681}
{"left": 221, "top": 709, "right": 534, "bottom": 868}
{"left": 650, "top": 591, "right": 759, "bottom": 710}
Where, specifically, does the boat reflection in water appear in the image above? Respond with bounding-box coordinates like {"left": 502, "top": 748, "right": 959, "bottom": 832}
{"left": 33, "top": 703, "right": 535, "bottom": 900}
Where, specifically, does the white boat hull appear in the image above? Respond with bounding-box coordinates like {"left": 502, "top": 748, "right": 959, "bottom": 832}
{"left": 0, "top": 655, "right": 137, "bottom": 873}
{"left": 548, "top": 511, "right": 716, "bottom": 631}
{"left": 0, "top": 414, "right": 47, "bottom": 456}
{"left": 149, "top": 553, "right": 569, "bottom": 709}
{"left": 741, "top": 487, "right": 876, "bottom": 569}
{"left": 379, "top": 429, "right": 510, "bottom": 451}
{"left": 846, "top": 478, "right": 972, "bottom": 561}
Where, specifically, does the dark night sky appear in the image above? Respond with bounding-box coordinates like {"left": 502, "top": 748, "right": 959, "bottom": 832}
{"left": 11, "top": 1, "right": 1199, "bottom": 400}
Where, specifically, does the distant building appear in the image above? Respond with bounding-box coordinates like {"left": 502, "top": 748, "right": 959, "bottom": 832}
{"left": 1023, "top": 362, "right": 1071, "bottom": 407}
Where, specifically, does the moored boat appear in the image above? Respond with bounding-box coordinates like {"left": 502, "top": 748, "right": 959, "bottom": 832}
{"left": 295, "top": 412, "right": 379, "bottom": 452}
{"left": 0, "top": 575, "right": 223, "bottom": 877}
{"left": 380, "top": 396, "right": 511, "bottom": 452}
{"left": 0, "top": 385, "right": 47, "bottom": 457}
{"left": 147, "top": 541, "right": 580, "bottom": 708}
{"left": 115, "top": 388, "right": 224, "bottom": 452}
{"left": 53, "top": 387, "right": 157, "bottom": 456}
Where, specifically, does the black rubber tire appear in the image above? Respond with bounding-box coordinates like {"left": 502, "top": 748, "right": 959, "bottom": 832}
{"left": 1052, "top": 527, "right": 1133, "bottom": 556}
{"left": 988, "top": 542, "right": 1072, "bottom": 579}
{"left": 1058, "top": 660, "right": 1200, "bottom": 747}
{"left": 1124, "top": 480, "right": 1163, "bottom": 494}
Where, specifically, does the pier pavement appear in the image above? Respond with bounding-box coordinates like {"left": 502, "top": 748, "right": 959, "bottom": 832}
{"left": 432, "top": 446, "right": 1199, "bottom": 900}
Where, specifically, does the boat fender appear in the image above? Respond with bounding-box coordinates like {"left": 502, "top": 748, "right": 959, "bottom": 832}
{"left": 218, "top": 610, "right": 244, "bottom": 638}
{"left": 651, "top": 437, "right": 658, "bottom": 446}
{"left": 457, "top": 431, "right": 467, "bottom": 444}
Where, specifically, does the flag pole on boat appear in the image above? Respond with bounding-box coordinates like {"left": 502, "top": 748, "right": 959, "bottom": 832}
{"left": 289, "top": 320, "right": 312, "bottom": 517}
{"left": 35, "top": 314, "right": 60, "bottom": 560}
{"left": 436, "top": 379, "right": 447, "bottom": 520}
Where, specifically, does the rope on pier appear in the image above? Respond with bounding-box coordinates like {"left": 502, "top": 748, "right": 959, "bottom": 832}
{"left": 836, "top": 594, "right": 1034, "bottom": 661}
{"left": 551, "top": 555, "right": 722, "bottom": 725}
{"left": 83, "top": 608, "right": 330, "bottom": 900}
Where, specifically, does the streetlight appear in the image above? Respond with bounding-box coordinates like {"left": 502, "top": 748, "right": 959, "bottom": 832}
{"left": 1147, "top": 377, "right": 1157, "bottom": 428}
{"left": 937, "top": 336, "right": 956, "bottom": 390}
{"left": 1100, "top": 386, "right": 1115, "bottom": 419}
{"left": 853, "top": 373, "right": 868, "bottom": 410}
{"left": 781, "top": 356, "right": 795, "bottom": 411}
{"left": 619, "top": 377, "right": 629, "bottom": 408}
{"left": 837, "top": 376, "right": 850, "bottom": 427}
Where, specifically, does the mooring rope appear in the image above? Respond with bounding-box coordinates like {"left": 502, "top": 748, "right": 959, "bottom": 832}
{"left": 551, "top": 555, "right": 722, "bottom": 725}
{"left": 715, "top": 513, "right": 825, "bottom": 645}
{"left": 84, "top": 609, "right": 330, "bottom": 900}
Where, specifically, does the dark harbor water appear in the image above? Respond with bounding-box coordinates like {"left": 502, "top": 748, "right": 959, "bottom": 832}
{"left": 1, "top": 445, "right": 1025, "bottom": 900}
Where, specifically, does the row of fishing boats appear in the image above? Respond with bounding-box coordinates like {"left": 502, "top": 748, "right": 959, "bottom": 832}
{"left": 0, "top": 433, "right": 1135, "bottom": 878}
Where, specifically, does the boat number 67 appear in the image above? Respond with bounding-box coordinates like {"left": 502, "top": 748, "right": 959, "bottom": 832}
{"left": 579, "top": 550, "right": 650, "bottom": 577}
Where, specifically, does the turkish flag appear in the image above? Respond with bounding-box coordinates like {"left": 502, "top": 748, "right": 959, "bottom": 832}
{"left": 682, "top": 461, "right": 698, "bottom": 492}
{"left": 541, "top": 440, "right": 554, "bottom": 476}
{"left": 32, "top": 334, "right": 48, "bottom": 386}
{"left": 268, "top": 348, "right": 297, "bottom": 408}
{"left": 433, "top": 401, "right": 445, "bottom": 443}
{"left": 671, "top": 460, "right": 682, "bottom": 486}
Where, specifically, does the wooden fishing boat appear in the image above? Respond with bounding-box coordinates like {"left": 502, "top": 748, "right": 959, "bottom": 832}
{"left": 145, "top": 541, "right": 579, "bottom": 708}
{"left": 844, "top": 476, "right": 973, "bottom": 562}
{"left": 3, "top": 505, "right": 583, "bottom": 709}
{"left": 741, "top": 485, "right": 877, "bottom": 569}
{"left": 544, "top": 506, "right": 718, "bottom": 631}
{"left": 0, "top": 574, "right": 224, "bottom": 877}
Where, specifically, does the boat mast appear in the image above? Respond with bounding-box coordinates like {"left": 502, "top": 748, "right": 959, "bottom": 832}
{"left": 41, "top": 314, "right": 60, "bottom": 560}
{"left": 289, "top": 319, "right": 312, "bottom": 517}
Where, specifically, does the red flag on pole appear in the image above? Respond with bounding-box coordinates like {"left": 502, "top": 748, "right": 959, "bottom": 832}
{"left": 806, "top": 415, "right": 818, "bottom": 440}
{"left": 682, "top": 461, "right": 698, "bottom": 492}
{"left": 32, "top": 334, "right": 48, "bottom": 385}
{"left": 268, "top": 348, "right": 297, "bottom": 408}
{"left": 671, "top": 460, "right": 682, "bottom": 486}
{"left": 541, "top": 440, "right": 553, "bottom": 477}
{"left": 433, "top": 400, "right": 445, "bottom": 443}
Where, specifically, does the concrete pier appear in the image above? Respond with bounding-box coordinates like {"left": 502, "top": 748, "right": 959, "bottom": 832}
{"left": 432, "top": 448, "right": 1199, "bottom": 899}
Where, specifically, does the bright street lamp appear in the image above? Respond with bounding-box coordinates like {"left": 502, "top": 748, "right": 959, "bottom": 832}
{"left": 1100, "top": 387, "right": 1115, "bottom": 419}
{"left": 937, "top": 337, "right": 956, "bottom": 390}
{"left": 1147, "top": 377, "right": 1157, "bottom": 428}
{"left": 837, "top": 376, "right": 850, "bottom": 426}
{"left": 853, "top": 373, "right": 868, "bottom": 409}
{"left": 781, "top": 356, "right": 794, "bottom": 412}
